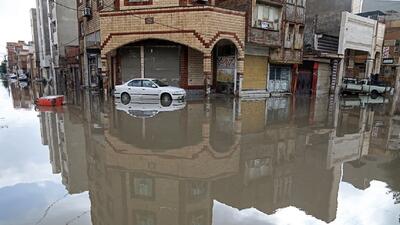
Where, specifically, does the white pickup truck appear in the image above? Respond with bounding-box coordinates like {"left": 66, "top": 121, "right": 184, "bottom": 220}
{"left": 341, "top": 78, "right": 394, "bottom": 97}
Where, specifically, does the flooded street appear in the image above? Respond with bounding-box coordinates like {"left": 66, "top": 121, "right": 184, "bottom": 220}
{"left": 0, "top": 80, "right": 399, "bottom": 225}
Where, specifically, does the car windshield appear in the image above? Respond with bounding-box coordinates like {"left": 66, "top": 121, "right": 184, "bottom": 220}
{"left": 152, "top": 79, "right": 169, "bottom": 87}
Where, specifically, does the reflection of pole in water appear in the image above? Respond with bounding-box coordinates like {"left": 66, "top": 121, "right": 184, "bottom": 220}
{"left": 142, "top": 118, "right": 146, "bottom": 140}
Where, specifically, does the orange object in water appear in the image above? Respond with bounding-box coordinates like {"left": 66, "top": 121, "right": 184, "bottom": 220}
{"left": 35, "top": 95, "right": 64, "bottom": 107}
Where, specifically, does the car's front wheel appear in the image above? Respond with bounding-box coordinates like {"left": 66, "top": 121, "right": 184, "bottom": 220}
{"left": 121, "top": 92, "right": 131, "bottom": 105}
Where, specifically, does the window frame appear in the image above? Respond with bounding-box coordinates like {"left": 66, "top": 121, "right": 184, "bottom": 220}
{"left": 142, "top": 80, "right": 156, "bottom": 88}
{"left": 128, "top": 79, "right": 142, "bottom": 87}
{"left": 253, "top": 3, "right": 282, "bottom": 31}
{"left": 130, "top": 173, "right": 155, "bottom": 200}
{"left": 97, "top": 0, "right": 104, "bottom": 10}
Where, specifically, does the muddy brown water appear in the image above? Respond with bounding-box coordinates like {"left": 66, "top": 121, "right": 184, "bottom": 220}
{"left": 0, "top": 80, "right": 399, "bottom": 225}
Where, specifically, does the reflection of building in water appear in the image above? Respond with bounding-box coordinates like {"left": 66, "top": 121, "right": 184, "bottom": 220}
{"left": 35, "top": 89, "right": 396, "bottom": 225}
{"left": 39, "top": 103, "right": 88, "bottom": 194}
{"left": 9, "top": 82, "right": 34, "bottom": 109}
{"left": 84, "top": 95, "right": 385, "bottom": 225}
{"left": 212, "top": 98, "right": 341, "bottom": 223}
{"left": 342, "top": 95, "right": 400, "bottom": 192}
{"left": 87, "top": 99, "right": 242, "bottom": 225}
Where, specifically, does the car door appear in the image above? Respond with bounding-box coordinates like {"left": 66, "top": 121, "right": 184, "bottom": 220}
{"left": 127, "top": 80, "right": 142, "bottom": 100}
{"left": 345, "top": 79, "right": 361, "bottom": 91}
{"left": 140, "top": 80, "right": 161, "bottom": 100}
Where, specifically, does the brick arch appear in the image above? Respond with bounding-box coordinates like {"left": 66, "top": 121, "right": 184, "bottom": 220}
{"left": 101, "top": 32, "right": 209, "bottom": 55}
{"left": 209, "top": 36, "right": 245, "bottom": 58}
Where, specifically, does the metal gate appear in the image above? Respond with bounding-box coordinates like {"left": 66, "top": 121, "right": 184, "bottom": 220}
{"left": 269, "top": 65, "right": 291, "bottom": 93}
{"left": 145, "top": 46, "right": 180, "bottom": 87}
{"left": 120, "top": 47, "right": 141, "bottom": 82}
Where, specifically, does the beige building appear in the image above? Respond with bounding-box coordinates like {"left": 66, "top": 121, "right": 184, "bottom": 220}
{"left": 77, "top": 0, "right": 306, "bottom": 97}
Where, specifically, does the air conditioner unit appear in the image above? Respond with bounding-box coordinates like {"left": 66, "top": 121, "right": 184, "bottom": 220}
{"left": 83, "top": 7, "right": 92, "bottom": 17}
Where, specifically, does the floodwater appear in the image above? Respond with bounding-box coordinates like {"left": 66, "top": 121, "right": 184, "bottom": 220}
{"left": 0, "top": 79, "right": 399, "bottom": 225}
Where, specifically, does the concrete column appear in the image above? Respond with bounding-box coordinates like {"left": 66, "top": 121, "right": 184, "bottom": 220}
{"left": 335, "top": 58, "right": 345, "bottom": 95}
{"left": 236, "top": 58, "right": 244, "bottom": 97}
{"left": 365, "top": 57, "right": 374, "bottom": 79}
{"left": 140, "top": 45, "right": 145, "bottom": 78}
{"left": 203, "top": 53, "right": 212, "bottom": 95}
{"left": 101, "top": 54, "right": 108, "bottom": 96}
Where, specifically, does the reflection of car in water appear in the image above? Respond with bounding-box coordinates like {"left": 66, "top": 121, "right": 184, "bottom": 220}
{"left": 18, "top": 74, "right": 28, "bottom": 81}
{"left": 340, "top": 95, "right": 389, "bottom": 108}
{"left": 114, "top": 78, "right": 186, "bottom": 105}
{"left": 115, "top": 99, "right": 186, "bottom": 118}
{"left": 19, "top": 81, "right": 28, "bottom": 89}
{"left": 9, "top": 74, "right": 17, "bottom": 80}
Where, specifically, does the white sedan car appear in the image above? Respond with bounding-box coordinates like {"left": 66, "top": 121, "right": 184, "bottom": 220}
{"left": 114, "top": 78, "right": 186, "bottom": 104}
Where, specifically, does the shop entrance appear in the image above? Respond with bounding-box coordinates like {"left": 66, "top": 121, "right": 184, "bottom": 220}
{"left": 212, "top": 40, "right": 238, "bottom": 95}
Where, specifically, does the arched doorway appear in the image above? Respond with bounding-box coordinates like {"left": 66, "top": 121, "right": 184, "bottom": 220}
{"left": 212, "top": 39, "right": 240, "bottom": 95}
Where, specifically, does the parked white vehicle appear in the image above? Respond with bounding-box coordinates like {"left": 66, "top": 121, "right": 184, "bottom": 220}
{"left": 115, "top": 99, "right": 186, "bottom": 118}
{"left": 341, "top": 78, "right": 393, "bottom": 97}
{"left": 114, "top": 78, "right": 186, "bottom": 104}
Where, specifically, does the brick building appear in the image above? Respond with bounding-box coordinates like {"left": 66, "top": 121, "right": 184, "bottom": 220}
{"left": 77, "top": 0, "right": 103, "bottom": 89}
{"left": 6, "top": 42, "right": 20, "bottom": 74}
{"left": 381, "top": 13, "right": 400, "bottom": 89}
{"left": 77, "top": 0, "right": 305, "bottom": 96}
{"left": 6, "top": 41, "right": 31, "bottom": 76}
{"left": 30, "top": 8, "right": 41, "bottom": 79}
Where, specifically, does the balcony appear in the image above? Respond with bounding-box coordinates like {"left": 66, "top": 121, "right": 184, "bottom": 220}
{"left": 99, "top": 6, "right": 246, "bottom": 55}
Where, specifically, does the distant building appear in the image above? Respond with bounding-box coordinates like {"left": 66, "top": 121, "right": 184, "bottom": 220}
{"left": 6, "top": 42, "right": 19, "bottom": 74}
{"left": 30, "top": 8, "right": 40, "bottom": 79}
{"left": 362, "top": 0, "right": 400, "bottom": 13}
{"left": 301, "top": 0, "right": 385, "bottom": 95}
{"left": 47, "top": 0, "right": 79, "bottom": 93}
{"left": 27, "top": 43, "right": 38, "bottom": 79}
{"left": 35, "top": 0, "right": 52, "bottom": 81}
{"left": 6, "top": 41, "right": 32, "bottom": 75}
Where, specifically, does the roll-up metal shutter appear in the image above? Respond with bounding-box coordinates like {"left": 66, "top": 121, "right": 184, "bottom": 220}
{"left": 145, "top": 46, "right": 180, "bottom": 87}
{"left": 120, "top": 47, "right": 141, "bottom": 83}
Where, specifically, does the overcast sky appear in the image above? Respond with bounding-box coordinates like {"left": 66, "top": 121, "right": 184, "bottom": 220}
{"left": 0, "top": 0, "right": 36, "bottom": 59}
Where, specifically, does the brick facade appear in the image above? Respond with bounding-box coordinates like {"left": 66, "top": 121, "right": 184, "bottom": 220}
{"left": 76, "top": 0, "right": 305, "bottom": 95}
{"left": 100, "top": 6, "right": 246, "bottom": 56}
{"left": 99, "top": 5, "right": 246, "bottom": 94}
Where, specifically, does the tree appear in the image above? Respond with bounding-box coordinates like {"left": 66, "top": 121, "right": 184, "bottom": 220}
{"left": 0, "top": 60, "right": 6, "bottom": 74}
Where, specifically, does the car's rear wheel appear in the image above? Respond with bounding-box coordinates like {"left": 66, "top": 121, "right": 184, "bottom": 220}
{"left": 121, "top": 92, "right": 131, "bottom": 105}
{"left": 160, "top": 93, "right": 172, "bottom": 106}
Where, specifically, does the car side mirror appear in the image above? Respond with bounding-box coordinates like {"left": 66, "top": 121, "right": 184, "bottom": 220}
{"left": 152, "top": 84, "right": 157, "bottom": 88}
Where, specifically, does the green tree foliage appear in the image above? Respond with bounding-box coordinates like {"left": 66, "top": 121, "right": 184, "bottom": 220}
{"left": 0, "top": 60, "right": 6, "bottom": 74}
